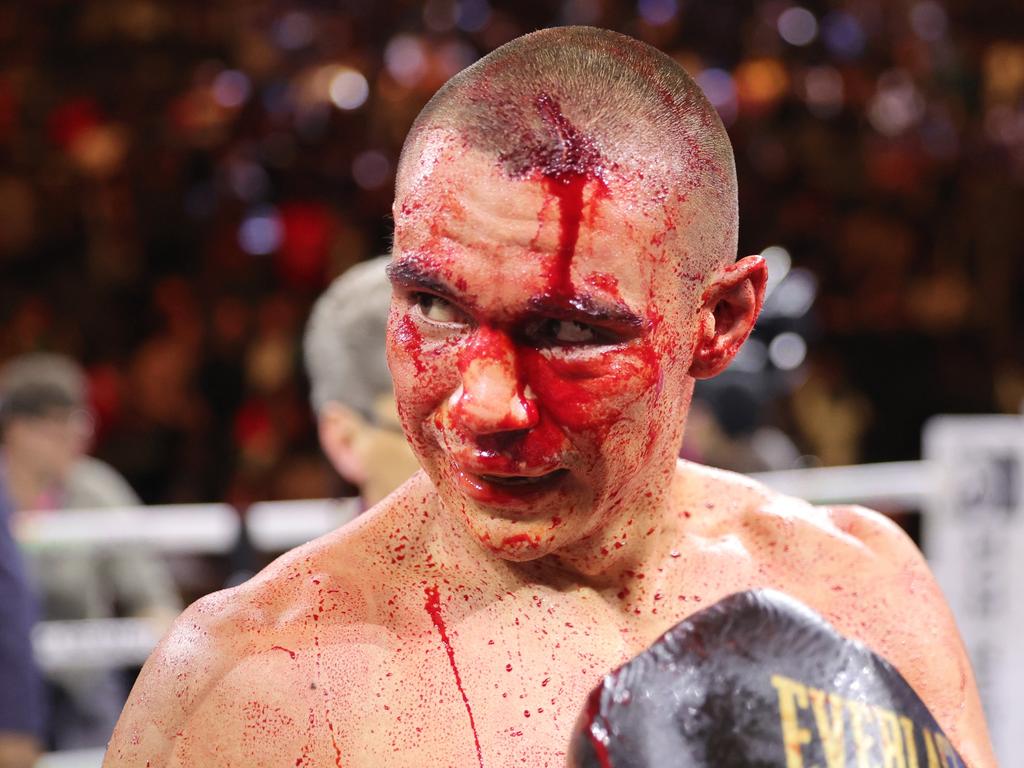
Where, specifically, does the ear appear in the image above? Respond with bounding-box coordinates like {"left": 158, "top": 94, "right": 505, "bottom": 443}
{"left": 318, "top": 402, "right": 369, "bottom": 486}
{"left": 689, "top": 255, "right": 768, "bottom": 379}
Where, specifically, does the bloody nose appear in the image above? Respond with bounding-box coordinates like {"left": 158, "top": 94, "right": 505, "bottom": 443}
{"left": 449, "top": 326, "right": 538, "bottom": 435}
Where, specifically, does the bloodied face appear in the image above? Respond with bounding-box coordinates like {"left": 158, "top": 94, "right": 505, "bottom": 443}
{"left": 386, "top": 114, "right": 718, "bottom": 563}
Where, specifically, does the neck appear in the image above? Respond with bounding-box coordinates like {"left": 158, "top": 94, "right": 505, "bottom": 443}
{"left": 549, "top": 475, "right": 678, "bottom": 587}
{"left": 513, "top": 450, "right": 683, "bottom": 590}
{"left": 1, "top": 449, "right": 54, "bottom": 512}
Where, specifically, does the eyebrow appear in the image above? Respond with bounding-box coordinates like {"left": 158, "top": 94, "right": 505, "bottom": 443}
{"left": 387, "top": 257, "right": 645, "bottom": 329}
{"left": 386, "top": 259, "right": 457, "bottom": 298}
{"left": 529, "top": 294, "right": 645, "bottom": 329}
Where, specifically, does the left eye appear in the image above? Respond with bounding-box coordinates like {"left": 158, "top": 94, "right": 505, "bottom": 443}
{"left": 415, "top": 294, "right": 467, "bottom": 324}
{"left": 530, "top": 319, "right": 599, "bottom": 345}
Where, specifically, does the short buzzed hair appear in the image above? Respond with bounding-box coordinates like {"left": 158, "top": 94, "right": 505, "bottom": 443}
{"left": 303, "top": 256, "right": 394, "bottom": 420}
{"left": 397, "top": 26, "right": 738, "bottom": 275}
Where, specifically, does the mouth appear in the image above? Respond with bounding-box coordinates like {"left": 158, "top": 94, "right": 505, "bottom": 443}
{"left": 477, "top": 469, "right": 568, "bottom": 487}
{"left": 454, "top": 464, "right": 570, "bottom": 506}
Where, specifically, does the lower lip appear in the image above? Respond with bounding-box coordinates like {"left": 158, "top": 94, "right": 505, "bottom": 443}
{"left": 454, "top": 466, "right": 569, "bottom": 507}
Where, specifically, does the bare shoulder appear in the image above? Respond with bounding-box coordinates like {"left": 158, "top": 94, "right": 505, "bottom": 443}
{"left": 676, "top": 459, "right": 921, "bottom": 558}
{"left": 103, "top": 536, "right": 334, "bottom": 764}
{"left": 105, "top": 478, "right": 434, "bottom": 766}
{"left": 678, "top": 461, "right": 958, "bottom": 649}
{"left": 673, "top": 460, "right": 995, "bottom": 767}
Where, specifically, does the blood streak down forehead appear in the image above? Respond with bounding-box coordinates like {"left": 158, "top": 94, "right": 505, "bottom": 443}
{"left": 396, "top": 26, "right": 739, "bottom": 272}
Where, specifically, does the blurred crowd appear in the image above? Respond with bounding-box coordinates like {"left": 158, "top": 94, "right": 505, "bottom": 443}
{"left": 1, "top": 0, "right": 1022, "bottom": 500}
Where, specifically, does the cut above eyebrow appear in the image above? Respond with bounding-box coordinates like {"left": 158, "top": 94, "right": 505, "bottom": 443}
{"left": 528, "top": 294, "right": 645, "bottom": 329}
{"left": 385, "top": 259, "right": 456, "bottom": 298}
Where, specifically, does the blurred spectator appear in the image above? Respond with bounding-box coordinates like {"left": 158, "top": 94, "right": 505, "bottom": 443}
{"left": 0, "top": 353, "right": 181, "bottom": 750}
{"left": 685, "top": 384, "right": 801, "bottom": 473}
{"left": 791, "top": 352, "right": 873, "bottom": 467}
{"left": 0, "top": 474, "right": 45, "bottom": 768}
{"left": 303, "top": 256, "right": 419, "bottom": 506}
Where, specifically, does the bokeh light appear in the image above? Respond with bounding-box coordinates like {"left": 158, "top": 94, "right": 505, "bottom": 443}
{"left": 212, "top": 70, "right": 252, "bottom": 109}
{"left": 821, "top": 12, "right": 865, "bottom": 59}
{"left": 272, "top": 11, "right": 315, "bottom": 51}
{"left": 766, "top": 269, "right": 817, "bottom": 319}
{"left": 735, "top": 59, "right": 789, "bottom": 114}
{"left": 457, "top": 0, "right": 492, "bottom": 33}
{"left": 424, "top": 0, "right": 458, "bottom": 32}
{"left": 329, "top": 68, "right": 369, "bottom": 111}
{"left": 238, "top": 206, "right": 283, "bottom": 256}
{"left": 761, "top": 246, "right": 792, "bottom": 298}
{"left": 228, "top": 161, "right": 270, "bottom": 202}
{"left": 730, "top": 337, "right": 769, "bottom": 373}
{"left": 909, "top": 1, "right": 948, "bottom": 43}
{"left": 562, "top": 0, "right": 602, "bottom": 25}
{"left": 695, "top": 68, "right": 737, "bottom": 125}
{"left": 803, "top": 65, "right": 845, "bottom": 118}
{"left": 637, "top": 0, "right": 678, "bottom": 26}
{"left": 868, "top": 69, "right": 925, "bottom": 136}
{"left": 769, "top": 332, "right": 807, "bottom": 370}
{"left": 778, "top": 7, "right": 818, "bottom": 47}
{"left": 386, "top": 35, "right": 429, "bottom": 88}
{"left": 352, "top": 151, "right": 392, "bottom": 190}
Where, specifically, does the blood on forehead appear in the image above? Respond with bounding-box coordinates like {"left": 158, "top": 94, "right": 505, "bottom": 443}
{"left": 396, "top": 90, "right": 704, "bottom": 316}
{"left": 497, "top": 93, "right": 612, "bottom": 304}
{"left": 498, "top": 93, "right": 606, "bottom": 182}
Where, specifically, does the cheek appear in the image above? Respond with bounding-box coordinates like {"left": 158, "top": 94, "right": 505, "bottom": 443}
{"left": 386, "top": 310, "right": 460, "bottom": 419}
{"left": 388, "top": 313, "right": 427, "bottom": 377}
{"left": 520, "top": 344, "right": 663, "bottom": 435}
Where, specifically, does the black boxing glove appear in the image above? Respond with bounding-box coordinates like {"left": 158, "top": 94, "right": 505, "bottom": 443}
{"left": 568, "top": 589, "right": 965, "bottom": 768}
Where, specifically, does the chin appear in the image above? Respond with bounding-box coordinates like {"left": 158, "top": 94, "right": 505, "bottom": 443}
{"left": 476, "top": 523, "right": 563, "bottom": 561}
{"left": 454, "top": 494, "right": 593, "bottom": 563}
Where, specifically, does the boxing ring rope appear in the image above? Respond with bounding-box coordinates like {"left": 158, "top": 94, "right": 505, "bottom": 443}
{"left": 32, "top": 619, "right": 161, "bottom": 675}
{"left": 15, "top": 460, "right": 937, "bottom": 767}
{"left": 246, "top": 497, "right": 360, "bottom": 551}
{"left": 16, "top": 503, "right": 240, "bottom": 554}
{"left": 749, "top": 460, "right": 934, "bottom": 507}
{"left": 20, "top": 460, "right": 934, "bottom": 673}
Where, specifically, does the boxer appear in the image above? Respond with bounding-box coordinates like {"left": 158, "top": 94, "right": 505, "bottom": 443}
{"left": 105, "top": 27, "right": 994, "bottom": 767}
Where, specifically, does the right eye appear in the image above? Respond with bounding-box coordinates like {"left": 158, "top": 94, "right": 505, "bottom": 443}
{"left": 414, "top": 293, "right": 468, "bottom": 325}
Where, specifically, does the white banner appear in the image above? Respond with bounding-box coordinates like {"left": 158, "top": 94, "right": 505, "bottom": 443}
{"left": 924, "top": 414, "right": 1024, "bottom": 766}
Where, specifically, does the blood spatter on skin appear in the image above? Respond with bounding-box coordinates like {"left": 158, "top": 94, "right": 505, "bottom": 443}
{"left": 270, "top": 645, "right": 298, "bottom": 659}
{"left": 500, "top": 93, "right": 605, "bottom": 184}
{"left": 583, "top": 272, "right": 621, "bottom": 300}
{"left": 499, "top": 533, "right": 542, "bottom": 550}
{"left": 424, "top": 585, "right": 485, "bottom": 768}
{"left": 515, "top": 346, "right": 660, "bottom": 434}
{"left": 394, "top": 315, "right": 427, "bottom": 375}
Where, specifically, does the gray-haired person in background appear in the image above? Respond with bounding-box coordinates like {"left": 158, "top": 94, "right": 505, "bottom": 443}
{"left": 0, "top": 353, "right": 181, "bottom": 750}
{"left": 304, "top": 256, "right": 421, "bottom": 507}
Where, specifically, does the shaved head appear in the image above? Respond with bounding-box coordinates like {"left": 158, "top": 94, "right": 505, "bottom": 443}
{"left": 396, "top": 26, "right": 738, "bottom": 278}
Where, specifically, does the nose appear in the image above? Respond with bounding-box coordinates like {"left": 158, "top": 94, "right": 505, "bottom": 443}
{"left": 449, "top": 326, "right": 538, "bottom": 435}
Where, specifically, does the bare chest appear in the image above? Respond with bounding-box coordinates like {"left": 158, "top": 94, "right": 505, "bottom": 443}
{"left": 195, "top": 588, "right": 649, "bottom": 768}
{"left": 189, "top": 537, "right": 906, "bottom": 768}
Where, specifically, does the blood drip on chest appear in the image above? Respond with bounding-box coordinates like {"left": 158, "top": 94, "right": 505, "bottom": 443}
{"left": 424, "top": 585, "right": 485, "bottom": 768}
